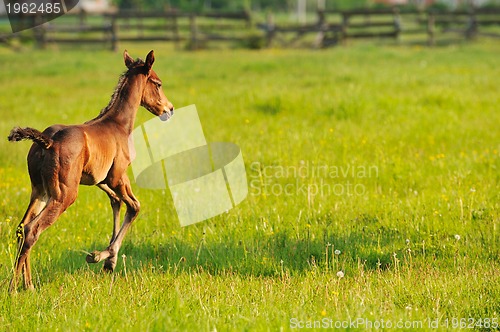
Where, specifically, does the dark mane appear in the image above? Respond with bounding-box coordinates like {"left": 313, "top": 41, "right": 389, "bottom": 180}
{"left": 97, "top": 72, "right": 128, "bottom": 117}
{"left": 88, "top": 58, "right": 145, "bottom": 122}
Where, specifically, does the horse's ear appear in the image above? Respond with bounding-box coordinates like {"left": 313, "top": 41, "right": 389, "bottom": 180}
{"left": 124, "top": 50, "right": 134, "bottom": 69}
{"left": 145, "top": 50, "right": 155, "bottom": 71}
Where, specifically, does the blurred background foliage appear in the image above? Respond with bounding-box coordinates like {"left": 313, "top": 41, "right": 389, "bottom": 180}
{"left": 113, "top": 0, "right": 500, "bottom": 12}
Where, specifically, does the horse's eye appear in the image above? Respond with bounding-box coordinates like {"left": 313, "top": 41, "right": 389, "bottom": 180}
{"left": 151, "top": 80, "right": 161, "bottom": 88}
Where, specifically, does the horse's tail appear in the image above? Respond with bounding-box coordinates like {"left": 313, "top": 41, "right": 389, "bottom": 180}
{"left": 8, "top": 127, "right": 53, "bottom": 149}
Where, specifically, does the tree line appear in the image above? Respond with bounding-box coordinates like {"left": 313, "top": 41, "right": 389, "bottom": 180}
{"left": 113, "top": 0, "right": 369, "bottom": 12}
{"left": 113, "top": 0, "right": 499, "bottom": 12}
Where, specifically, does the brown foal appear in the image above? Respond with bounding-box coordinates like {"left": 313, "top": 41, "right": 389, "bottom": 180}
{"left": 7, "top": 50, "right": 174, "bottom": 292}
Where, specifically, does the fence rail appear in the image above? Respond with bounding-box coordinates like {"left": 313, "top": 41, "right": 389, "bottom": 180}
{"left": 1, "top": 7, "right": 499, "bottom": 50}
{"left": 266, "top": 7, "right": 500, "bottom": 48}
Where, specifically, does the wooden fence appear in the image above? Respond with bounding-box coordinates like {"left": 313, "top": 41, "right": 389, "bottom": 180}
{"left": 0, "top": 10, "right": 252, "bottom": 51}
{"left": 425, "top": 8, "right": 500, "bottom": 45}
{"left": 260, "top": 7, "right": 500, "bottom": 48}
{"left": 102, "top": 10, "right": 252, "bottom": 50}
{"left": 1, "top": 8, "right": 499, "bottom": 50}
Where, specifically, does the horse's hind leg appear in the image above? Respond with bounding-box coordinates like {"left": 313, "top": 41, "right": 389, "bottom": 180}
{"left": 15, "top": 195, "right": 76, "bottom": 291}
{"left": 10, "top": 181, "right": 77, "bottom": 292}
{"left": 9, "top": 190, "right": 48, "bottom": 292}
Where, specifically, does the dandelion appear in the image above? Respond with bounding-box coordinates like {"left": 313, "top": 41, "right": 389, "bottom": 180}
{"left": 321, "top": 309, "right": 327, "bottom": 316}
{"left": 405, "top": 239, "right": 410, "bottom": 246}
{"left": 336, "top": 271, "right": 345, "bottom": 278}
{"left": 454, "top": 234, "right": 461, "bottom": 241}
{"left": 334, "top": 249, "right": 341, "bottom": 255}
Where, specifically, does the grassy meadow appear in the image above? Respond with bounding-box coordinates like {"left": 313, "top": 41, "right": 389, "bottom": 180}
{"left": 0, "top": 42, "right": 499, "bottom": 331}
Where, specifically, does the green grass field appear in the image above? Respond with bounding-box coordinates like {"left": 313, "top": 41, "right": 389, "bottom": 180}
{"left": 0, "top": 42, "right": 499, "bottom": 331}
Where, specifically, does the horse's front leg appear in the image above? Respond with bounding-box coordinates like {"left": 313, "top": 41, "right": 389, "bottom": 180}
{"left": 87, "top": 175, "right": 139, "bottom": 272}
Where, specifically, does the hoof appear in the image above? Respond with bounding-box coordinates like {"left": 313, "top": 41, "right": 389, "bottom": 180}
{"left": 86, "top": 251, "right": 102, "bottom": 264}
{"left": 8, "top": 282, "right": 17, "bottom": 294}
{"left": 8, "top": 280, "right": 34, "bottom": 293}
{"left": 103, "top": 261, "right": 115, "bottom": 273}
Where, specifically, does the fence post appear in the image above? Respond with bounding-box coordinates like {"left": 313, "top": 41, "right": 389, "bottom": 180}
{"left": 393, "top": 7, "right": 401, "bottom": 42}
{"left": 341, "top": 12, "right": 349, "bottom": 44}
{"left": 314, "top": 9, "right": 326, "bottom": 48}
{"left": 265, "top": 12, "right": 275, "bottom": 47}
{"left": 245, "top": 10, "right": 252, "bottom": 28}
{"left": 34, "top": 27, "right": 46, "bottom": 49}
{"left": 189, "top": 14, "right": 199, "bottom": 50}
{"left": 138, "top": 15, "right": 143, "bottom": 38}
{"left": 111, "top": 16, "right": 118, "bottom": 52}
{"left": 427, "top": 11, "right": 435, "bottom": 46}
{"left": 79, "top": 9, "right": 86, "bottom": 28}
{"left": 465, "top": 10, "right": 477, "bottom": 40}
{"left": 317, "top": 9, "right": 325, "bottom": 26}
{"left": 171, "top": 12, "right": 180, "bottom": 49}
{"left": 33, "top": 15, "right": 46, "bottom": 49}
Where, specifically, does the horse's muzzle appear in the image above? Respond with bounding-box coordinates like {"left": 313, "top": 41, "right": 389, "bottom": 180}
{"left": 160, "top": 106, "right": 174, "bottom": 122}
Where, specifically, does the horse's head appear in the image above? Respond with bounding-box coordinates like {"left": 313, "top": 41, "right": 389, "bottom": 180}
{"left": 124, "top": 50, "right": 174, "bottom": 121}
